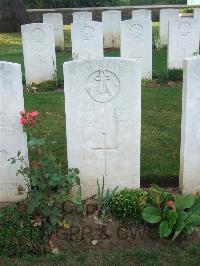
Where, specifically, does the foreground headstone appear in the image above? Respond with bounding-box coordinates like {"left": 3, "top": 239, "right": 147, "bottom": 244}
{"left": 168, "top": 18, "right": 199, "bottom": 69}
{"left": 194, "top": 8, "right": 200, "bottom": 18}
{"left": 180, "top": 57, "right": 200, "bottom": 194}
{"left": 160, "top": 9, "right": 179, "bottom": 45}
{"left": 0, "top": 62, "right": 28, "bottom": 202}
{"left": 71, "top": 21, "right": 103, "bottom": 60}
{"left": 121, "top": 19, "right": 152, "bottom": 79}
{"left": 64, "top": 58, "right": 141, "bottom": 199}
{"left": 73, "top": 12, "right": 92, "bottom": 23}
{"left": 132, "top": 9, "right": 152, "bottom": 20}
{"left": 21, "top": 23, "right": 56, "bottom": 84}
{"left": 43, "top": 13, "right": 64, "bottom": 51}
{"left": 102, "top": 10, "right": 121, "bottom": 48}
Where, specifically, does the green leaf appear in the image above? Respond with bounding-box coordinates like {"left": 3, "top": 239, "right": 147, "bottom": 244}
{"left": 186, "top": 214, "right": 200, "bottom": 226}
{"left": 142, "top": 207, "right": 162, "bottom": 224}
{"left": 175, "top": 211, "right": 187, "bottom": 231}
{"left": 159, "top": 221, "right": 173, "bottom": 238}
{"left": 189, "top": 197, "right": 200, "bottom": 214}
{"left": 166, "top": 210, "right": 178, "bottom": 227}
{"left": 174, "top": 194, "right": 198, "bottom": 211}
{"left": 172, "top": 230, "right": 183, "bottom": 241}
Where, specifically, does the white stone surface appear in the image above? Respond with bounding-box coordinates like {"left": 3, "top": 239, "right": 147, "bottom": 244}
{"left": 64, "top": 58, "right": 141, "bottom": 199}
{"left": 194, "top": 8, "right": 200, "bottom": 40}
{"left": 73, "top": 12, "right": 92, "bottom": 23}
{"left": 168, "top": 18, "right": 199, "bottom": 69}
{"left": 121, "top": 19, "right": 152, "bottom": 79}
{"left": 71, "top": 21, "right": 103, "bottom": 60}
{"left": 0, "top": 62, "right": 28, "bottom": 202}
{"left": 132, "top": 9, "right": 152, "bottom": 20}
{"left": 102, "top": 10, "right": 121, "bottom": 48}
{"left": 180, "top": 56, "right": 200, "bottom": 194}
{"left": 187, "top": 0, "right": 200, "bottom": 5}
{"left": 159, "top": 9, "right": 179, "bottom": 45}
{"left": 21, "top": 23, "right": 56, "bottom": 85}
{"left": 43, "top": 13, "right": 64, "bottom": 51}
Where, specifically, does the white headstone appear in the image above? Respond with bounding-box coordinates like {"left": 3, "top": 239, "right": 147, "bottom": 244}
{"left": 193, "top": 8, "right": 200, "bottom": 40}
{"left": 132, "top": 9, "right": 152, "bottom": 20}
{"left": 121, "top": 19, "right": 152, "bottom": 79}
{"left": 159, "top": 9, "right": 179, "bottom": 45}
{"left": 64, "top": 58, "right": 141, "bottom": 199}
{"left": 71, "top": 21, "right": 103, "bottom": 60}
{"left": 187, "top": 0, "right": 200, "bottom": 5}
{"left": 21, "top": 23, "right": 56, "bottom": 85}
{"left": 43, "top": 13, "right": 64, "bottom": 51}
{"left": 0, "top": 62, "right": 28, "bottom": 202}
{"left": 102, "top": 10, "right": 121, "bottom": 48}
{"left": 73, "top": 12, "right": 92, "bottom": 23}
{"left": 168, "top": 18, "right": 199, "bottom": 69}
{"left": 180, "top": 56, "right": 200, "bottom": 194}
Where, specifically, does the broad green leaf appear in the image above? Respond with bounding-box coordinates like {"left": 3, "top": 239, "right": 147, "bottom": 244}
{"left": 174, "top": 194, "right": 198, "bottom": 211}
{"left": 159, "top": 221, "right": 173, "bottom": 238}
{"left": 175, "top": 211, "right": 187, "bottom": 231}
{"left": 186, "top": 214, "right": 200, "bottom": 226}
{"left": 189, "top": 197, "right": 200, "bottom": 214}
{"left": 166, "top": 210, "right": 178, "bottom": 227}
{"left": 142, "top": 207, "right": 162, "bottom": 224}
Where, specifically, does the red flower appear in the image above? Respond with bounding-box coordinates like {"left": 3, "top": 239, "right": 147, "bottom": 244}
{"left": 20, "top": 111, "right": 39, "bottom": 128}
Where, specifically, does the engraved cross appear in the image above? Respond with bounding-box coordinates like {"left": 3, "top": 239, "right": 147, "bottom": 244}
{"left": 90, "top": 132, "right": 118, "bottom": 176}
{"left": 94, "top": 71, "right": 112, "bottom": 96}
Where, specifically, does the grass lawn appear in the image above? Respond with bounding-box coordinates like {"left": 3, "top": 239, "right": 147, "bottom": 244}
{"left": 1, "top": 244, "right": 200, "bottom": 265}
{"left": 0, "top": 22, "right": 181, "bottom": 181}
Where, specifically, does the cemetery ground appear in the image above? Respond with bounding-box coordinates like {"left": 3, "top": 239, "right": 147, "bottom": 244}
{"left": 0, "top": 22, "right": 200, "bottom": 265}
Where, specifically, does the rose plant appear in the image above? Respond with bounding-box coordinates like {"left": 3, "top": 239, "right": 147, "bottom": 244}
{"left": 9, "top": 110, "right": 82, "bottom": 249}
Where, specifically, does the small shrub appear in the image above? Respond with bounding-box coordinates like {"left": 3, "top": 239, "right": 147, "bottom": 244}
{"left": 111, "top": 189, "right": 149, "bottom": 224}
{"left": 142, "top": 193, "right": 200, "bottom": 241}
{"left": 167, "top": 68, "right": 183, "bottom": 81}
{"left": 0, "top": 205, "right": 45, "bottom": 257}
{"left": 153, "top": 68, "right": 183, "bottom": 84}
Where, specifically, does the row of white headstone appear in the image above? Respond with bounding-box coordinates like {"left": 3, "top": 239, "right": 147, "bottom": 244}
{"left": 21, "top": 8, "right": 200, "bottom": 85}
{"left": 1, "top": 55, "right": 200, "bottom": 202}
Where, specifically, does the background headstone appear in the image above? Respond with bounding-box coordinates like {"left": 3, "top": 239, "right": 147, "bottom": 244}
{"left": 71, "top": 21, "right": 103, "bottom": 60}
{"left": 121, "top": 19, "right": 152, "bottom": 79}
{"left": 73, "top": 12, "right": 92, "bottom": 23}
{"left": 43, "top": 13, "right": 64, "bottom": 51}
{"left": 0, "top": 61, "right": 28, "bottom": 202}
{"left": 102, "top": 10, "right": 121, "bottom": 49}
{"left": 64, "top": 58, "right": 141, "bottom": 199}
{"left": 21, "top": 23, "right": 56, "bottom": 84}
{"left": 168, "top": 18, "right": 199, "bottom": 69}
{"left": 187, "top": 0, "right": 200, "bottom": 5}
{"left": 159, "top": 9, "right": 179, "bottom": 45}
{"left": 132, "top": 9, "right": 152, "bottom": 20}
{"left": 180, "top": 57, "right": 200, "bottom": 194}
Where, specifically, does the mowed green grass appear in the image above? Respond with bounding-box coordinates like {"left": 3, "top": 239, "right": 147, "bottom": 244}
{"left": 0, "top": 23, "right": 181, "bottom": 181}
{"left": 1, "top": 244, "right": 200, "bottom": 266}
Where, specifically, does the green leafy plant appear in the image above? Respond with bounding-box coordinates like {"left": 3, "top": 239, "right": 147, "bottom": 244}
{"left": 96, "top": 176, "right": 118, "bottom": 218}
{"left": 142, "top": 194, "right": 200, "bottom": 241}
{"left": 0, "top": 205, "right": 45, "bottom": 257}
{"left": 154, "top": 68, "right": 183, "bottom": 84}
{"left": 10, "top": 111, "right": 82, "bottom": 246}
{"left": 147, "top": 184, "right": 174, "bottom": 207}
{"left": 111, "top": 189, "right": 149, "bottom": 224}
